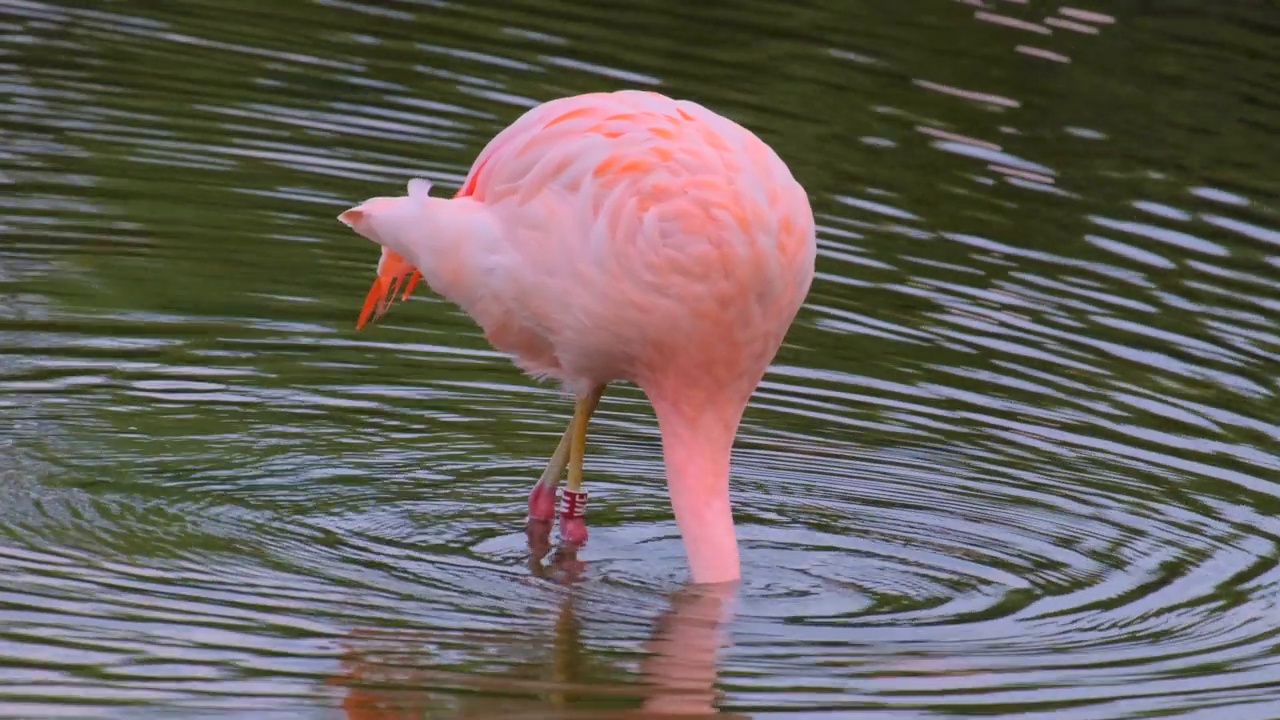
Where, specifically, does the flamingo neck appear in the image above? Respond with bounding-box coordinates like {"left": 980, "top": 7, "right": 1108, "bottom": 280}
{"left": 651, "top": 394, "right": 746, "bottom": 585}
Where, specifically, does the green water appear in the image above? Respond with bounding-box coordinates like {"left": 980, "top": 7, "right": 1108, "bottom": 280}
{"left": 2, "top": 0, "right": 1279, "bottom": 717}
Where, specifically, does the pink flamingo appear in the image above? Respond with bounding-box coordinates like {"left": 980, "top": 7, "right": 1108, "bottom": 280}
{"left": 338, "top": 90, "right": 815, "bottom": 584}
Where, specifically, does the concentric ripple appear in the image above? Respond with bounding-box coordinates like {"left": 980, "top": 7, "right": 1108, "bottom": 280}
{"left": 2, "top": 0, "right": 1279, "bottom": 717}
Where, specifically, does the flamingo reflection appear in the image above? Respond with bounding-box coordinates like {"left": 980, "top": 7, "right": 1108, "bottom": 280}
{"left": 329, "top": 531, "right": 743, "bottom": 719}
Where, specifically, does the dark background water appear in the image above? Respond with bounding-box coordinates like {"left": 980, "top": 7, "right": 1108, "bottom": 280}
{"left": 2, "top": 0, "right": 1279, "bottom": 717}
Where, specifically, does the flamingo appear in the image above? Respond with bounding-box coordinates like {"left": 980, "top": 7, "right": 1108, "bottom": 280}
{"left": 337, "top": 90, "right": 815, "bottom": 584}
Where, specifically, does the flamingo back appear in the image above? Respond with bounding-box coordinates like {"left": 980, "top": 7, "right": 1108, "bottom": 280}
{"left": 468, "top": 91, "right": 815, "bottom": 396}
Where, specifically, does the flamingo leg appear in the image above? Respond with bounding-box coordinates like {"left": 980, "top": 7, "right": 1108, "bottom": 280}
{"left": 560, "top": 385, "right": 604, "bottom": 543}
{"left": 528, "top": 427, "right": 572, "bottom": 523}
{"left": 527, "top": 386, "right": 605, "bottom": 527}
{"left": 542, "top": 428, "right": 573, "bottom": 486}
{"left": 564, "top": 388, "right": 604, "bottom": 491}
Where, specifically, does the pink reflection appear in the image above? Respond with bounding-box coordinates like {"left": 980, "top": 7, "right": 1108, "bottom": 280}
{"left": 329, "top": 536, "right": 742, "bottom": 718}
{"left": 1059, "top": 6, "right": 1116, "bottom": 25}
{"left": 1016, "top": 45, "right": 1071, "bottom": 63}
{"left": 974, "top": 10, "right": 1052, "bottom": 35}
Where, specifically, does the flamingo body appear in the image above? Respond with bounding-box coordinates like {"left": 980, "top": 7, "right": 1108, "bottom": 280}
{"left": 339, "top": 90, "right": 815, "bottom": 583}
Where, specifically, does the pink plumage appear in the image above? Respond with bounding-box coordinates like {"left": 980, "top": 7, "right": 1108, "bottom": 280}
{"left": 339, "top": 90, "right": 815, "bottom": 584}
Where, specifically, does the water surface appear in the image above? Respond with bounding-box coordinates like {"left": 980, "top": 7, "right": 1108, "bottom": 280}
{"left": 2, "top": 0, "right": 1279, "bottom": 717}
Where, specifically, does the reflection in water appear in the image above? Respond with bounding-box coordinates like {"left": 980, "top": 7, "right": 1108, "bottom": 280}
{"left": 1, "top": 0, "right": 1280, "bottom": 717}
{"left": 334, "top": 534, "right": 739, "bottom": 719}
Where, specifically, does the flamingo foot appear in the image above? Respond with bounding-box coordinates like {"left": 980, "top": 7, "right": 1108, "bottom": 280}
{"left": 526, "top": 517, "right": 553, "bottom": 572}
{"left": 559, "top": 489, "right": 589, "bottom": 544}
{"left": 528, "top": 480, "right": 557, "bottom": 523}
{"left": 560, "top": 516, "right": 588, "bottom": 545}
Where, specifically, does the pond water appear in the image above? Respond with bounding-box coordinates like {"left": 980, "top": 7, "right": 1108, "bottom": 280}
{"left": 2, "top": 0, "right": 1279, "bottom": 717}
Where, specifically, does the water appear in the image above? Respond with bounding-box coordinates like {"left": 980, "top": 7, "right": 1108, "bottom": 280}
{"left": 2, "top": 0, "right": 1278, "bottom": 717}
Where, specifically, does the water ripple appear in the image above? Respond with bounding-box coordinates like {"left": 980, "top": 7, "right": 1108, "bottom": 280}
{"left": 1, "top": 0, "right": 1279, "bottom": 717}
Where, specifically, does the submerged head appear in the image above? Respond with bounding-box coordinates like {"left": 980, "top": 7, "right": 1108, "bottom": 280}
{"left": 338, "top": 178, "right": 434, "bottom": 328}
{"left": 338, "top": 178, "right": 434, "bottom": 257}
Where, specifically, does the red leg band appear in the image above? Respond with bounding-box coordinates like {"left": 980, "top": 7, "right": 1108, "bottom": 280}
{"left": 561, "top": 489, "right": 588, "bottom": 519}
